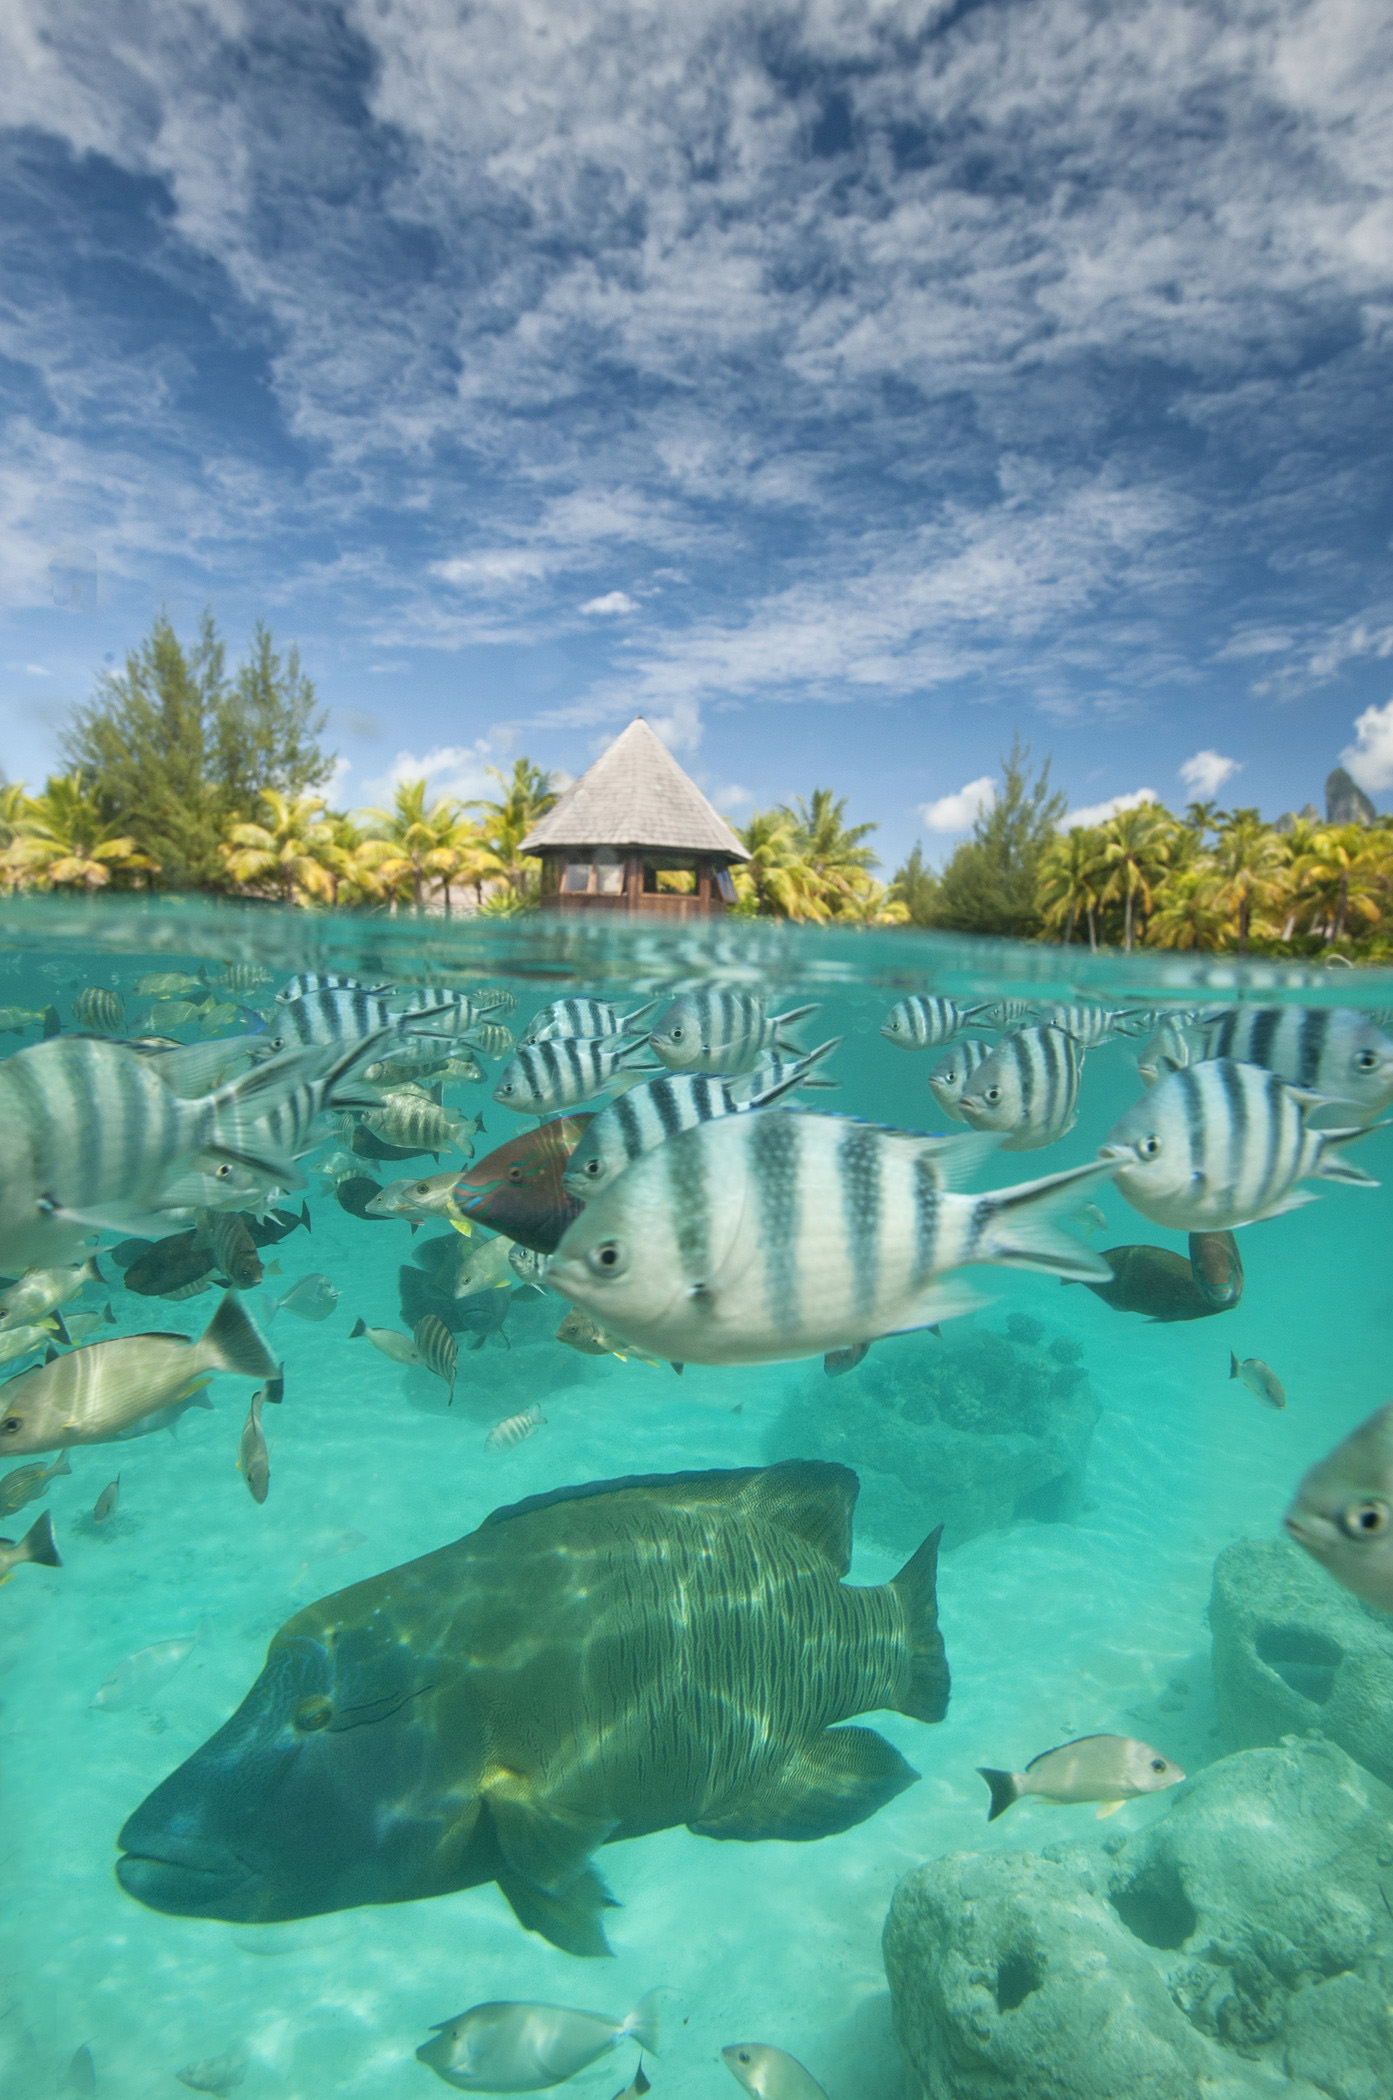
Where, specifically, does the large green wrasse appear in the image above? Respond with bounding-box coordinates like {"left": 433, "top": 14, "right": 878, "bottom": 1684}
{"left": 455, "top": 1119, "right": 592, "bottom": 1252}
{"left": 0, "top": 1509, "right": 61, "bottom": 1582}
{"left": 549, "top": 1110, "right": 1115, "bottom": 1366}
{"left": 115, "top": 1461, "right": 948, "bottom": 1952}
{"left": 1285, "top": 1401, "right": 1393, "bottom": 1609}
{"left": 1071, "top": 1244, "right": 1229, "bottom": 1323}
{"left": 957, "top": 1025, "right": 1083, "bottom": 1150}
{"left": 880, "top": 995, "right": 988, "bottom": 1050}
{"left": 0, "top": 1036, "right": 322, "bottom": 1271}
{"left": 977, "top": 1734, "right": 1184, "bottom": 1820}
{"left": 1102, "top": 1059, "right": 1379, "bottom": 1231}
{"left": 1198, "top": 1005, "right": 1393, "bottom": 1122}
{"left": 649, "top": 992, "right": 817, "bottom": 1076}
{"left": 520, "top": 997, "right": 656, "bottom": 1046}
{"left": 722, "top": 2046, "right": 828, "bottom": 2100}
{"left": 1188, "top": 1228, "right": 1244, "bottom": 1310}
{"left": 0, "top": 1292, "right": 276, "bottom": 1453}
{"left": 560, "top": 1049, "right": 842, "bottom": 1203}
{"left": 493, "top": 1038, "right": 659, "bottom": 1114}
{"left": 417, "top": 1994, "right": 660, "bottom": 2092}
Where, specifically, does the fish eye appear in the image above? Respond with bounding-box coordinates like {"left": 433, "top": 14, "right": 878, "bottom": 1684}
{"left": 508, "top": 1166, "right": 523, "bottom": 1183}
{"left": 414, "top": 1182, "right": 431, "bottom": 1195}
{"left": 1356, "top": 1048, "right": 1380, "bottom": 1070}
{"left": 737, "top": 2054, "right": 752, "bottom": 2066}
{"left": 1, "top": 1415, "right": 20, "bottom": 1434}
{"left": 1150, "top": 1757, "right": 1167, "bottom": 1772}
{"left": 499, "top": 1084, "right": 514, "bottom": 1097}
{"left": 984, "top": 1087, "right": 1001, "bottom": 1104}
{"left": 293, "top": 1695, "right": 334, "bottom": 1733}
{"left": 582, "top": 1157, "right": 602, "bottom": 1177}
{"left": 669, "top": 1026, "right": 683, "bottom": 1040}
{"left": 587, "top": 1239, "right": 627, "bottom": 1277}
{"left": 1139, "top": 1134, "right": 1162, "bottom": 1157}
{"left": 1338, "top": 1498, "right": 1391, "bottom": 1539}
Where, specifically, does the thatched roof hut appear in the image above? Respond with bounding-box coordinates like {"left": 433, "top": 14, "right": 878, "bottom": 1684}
{"left": 522, "top": 717, "right": 749, "bottom": 915}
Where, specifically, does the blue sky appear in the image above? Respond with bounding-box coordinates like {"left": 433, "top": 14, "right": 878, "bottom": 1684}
{"left": 2, "top": 0, "right": 1392, "bottom": 872}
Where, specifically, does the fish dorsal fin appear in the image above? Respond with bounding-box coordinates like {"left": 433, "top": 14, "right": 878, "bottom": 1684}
{"left": 480, "top": 1464, "right": 771, "bottom": 1530}
{"left": 739, "top": 1459, "right": 857, "bottom": 1573}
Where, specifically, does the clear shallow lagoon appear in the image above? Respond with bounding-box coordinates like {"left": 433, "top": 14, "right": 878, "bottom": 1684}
{"left": 3, "top": 901, "right": 1391, "bottom": 2100}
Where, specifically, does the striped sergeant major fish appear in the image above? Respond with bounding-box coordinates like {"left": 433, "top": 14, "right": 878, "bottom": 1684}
{"left": 957, "top": 1025, "right": 1083, "bottom": 1150}
{"left": 520, "top": 997, "right": 657, "bottom": 1045}
{"left": 648, "top": 991, "right": 819, "bottom": 1076}
{"left": 926, "top": 1039, "right": 997, "bottom": 1123}
{"left": 561, "top": 1040, "right": 844, "bottom": 1200}
{"left": 493, "top": 1035, "right": 661, "bottom": 1113}
{"left": 1136, "top": 1015, "right": 1201, "bottom": 1087}
{"left": 1102, "top": 1058, "right": 1380, "bottom": 1232}
{"left": 1197, "top": 1006, "right": 1393, "bottom": 1123}
{"left": 0, "top": 1036, "right": 331, "bottom": 1273}
{"left": 276, "top": 973, "right": 393, "bottom": 1003}
{"left": 1030, "top": 1003, "right": 1131, "bottom": 1048}
{"left": 727, "top": 1042, "right": 841, "bottom": 1100}
{"left": 72, "top": 987, "right": 126, "bottom": 1033}
{"left": 879, "top": 996, "right": 989, "bottom": 1050}
{"left": 548, "top": 1108, "right": 1117, "bottom": 1366}
{"left": 206, "top": 1033, "right": 393, "bottom": 1164}
{"left": 265, "top": 988, "right": 464, "bottom": 1050}
{"left": 977, "top": 999, "right": 1036, "bottom": 1029}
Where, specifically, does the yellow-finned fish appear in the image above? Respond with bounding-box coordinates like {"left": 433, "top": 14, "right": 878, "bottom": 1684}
{"left": 977, "top": 1734, "right": 1184, "bottom": 1820}
{"left": 0, "top": 1448, "right": 71, "bottom": 1517}
{"left": 0, "top": 1256, "right": 105, "bottom": 1330}
{"left": 449, "top": 1234, "right": 515, "bottom": 1299}
{"left": 0, "top": 1293, "right": 276, "bottom": 1453}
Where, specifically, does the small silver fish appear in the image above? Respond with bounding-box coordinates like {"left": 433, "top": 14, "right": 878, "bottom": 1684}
{"left": 508, "top": 1245, "right": 548, "bottom": 1288}
{"left": 135, "top": 972, "right": 207, "bottom": 998}
{"left": 0, "top": 1255, "right": 106, "bottom": 1330}
{"left": 349, "top": 1317, "right": 423, "bottom": 1366}
{"left": 364, "top": 1170, "right": 468, "bottom": 1225}
{"left": 90, "top": 1636, "right": 196, "bottom": 1711}
{"left": 485, "top": 1402, "right": 546, "bottom": 1451}
{"left": 417, "top": 1993, "right": 659, "bottom": 2092}
{"left": 239, "top": 1387, "right": 271, "bottom": 1504}
{"left": 414, "top": 1314, "right": 458, "bottom": 1398}
{"left": 880, "top": 996, "right": 988, "bottom": 1050}
{"left": 92, "top": 1475, "right": 120, "bottom": 1523}
{"left": 1230, "top": 1352, "right": 1285, "bottom": 1409}
{"left": 270, "top": 1273, "right": 338, "bottom": 1322}
{"left": 1285, "top": 1400, "right": 1393, "bottom": 1609}
{"left": 649, "top": 991, "right": 818, "bottom": 1075}
{"left": 722, "top": 2046, "right": 828, "bottom": 2100}
{"left": 0, "top": 1447, "right": 71, "bottom": 1515}
{"left": 977, "top": 1734, "right": 1184, "bottom": 1820}
{"left": 1073, "top": 1201, "right": 1108, "bottom": 1234}
{"left": 958, "top": 1026, "right": 1083, "bottom": 1150}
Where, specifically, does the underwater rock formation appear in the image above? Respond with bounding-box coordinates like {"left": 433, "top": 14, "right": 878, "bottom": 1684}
{"left": 768, "top": 1314, "right": 1097, "bottom": 1552}
{"left": 1209, "top": 1535, "right": 1393, "bottom": 1789}
{"left": 884, "top": 1739, "right": 1393, "bottom": 2100}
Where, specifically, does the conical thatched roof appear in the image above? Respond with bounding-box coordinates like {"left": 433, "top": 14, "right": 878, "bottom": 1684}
{"left": 521, "top": 718, "right": 749, "bottom": 859}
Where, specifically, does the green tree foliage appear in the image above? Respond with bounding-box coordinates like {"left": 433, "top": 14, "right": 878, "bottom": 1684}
{"left": 61, "top": 611, "right": 333, "bottom": 889}
{"left": 468, "top": 759, "right": 558, "bottom": 898}
{"left": 928, "top": 735, "right": 1066, "bottom": 939}
{"left": 888, "top": 842, "right": 940, "bottom": 927}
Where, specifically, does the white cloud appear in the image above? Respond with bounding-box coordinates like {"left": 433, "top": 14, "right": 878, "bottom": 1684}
{"left": 430, "top": 551, "right": 556, "bottom": 593}
{"left": 1342, "top": 698, "right": 1393, "bottom": 793}
{"left": 23, "top": 663, "right": 52, "bottom": 677}
{"left": 921, "top": 776, "right": 995, "bottom": 834}
{"left": 1178, "top": 749, "right": 1240, "bottom": 797}
{"left": 322, "top": 753, "right": 354, "bottom": 807}
{"left": 1061, "top": 787, "right": 1159, "bottom": 829}
{"left": 579, "top": 591, "right": 636, "bottom": 616}
{"left": 358, "top": 740, "right": 502, "bottom": 809}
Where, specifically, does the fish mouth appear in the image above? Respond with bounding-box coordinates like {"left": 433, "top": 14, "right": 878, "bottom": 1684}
{"left": 115, "top": 1834, "right": 255, "bottom": 1917}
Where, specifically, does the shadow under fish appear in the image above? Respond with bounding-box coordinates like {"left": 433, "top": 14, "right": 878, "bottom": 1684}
{"left": 1067, "top": 1231, "right": 1244, "bottom": 1322}
{"left": 114, "top": 1461, "right": 947, "bottom": 1954}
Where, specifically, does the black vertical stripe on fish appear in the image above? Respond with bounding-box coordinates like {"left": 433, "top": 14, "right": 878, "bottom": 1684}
{"left": 1248, "top": 1006, "right": 1281, "bottom": 1075}
{"left": 1175, "top": 1063, "right": 1208, "bottom": 1193}
{"left": 911, "top": 1155, "right": 943, "bottom": 1287}
{"left": 664, "top": 1117, "right": 711, "bottom": 1289}
{"left": 1217, "top": 1058, "right": 1254, "bottom": 1208}
{"left": 1295, "top": 1007, "right": 1328, "bottom": 1088}
{"left": 749, "top": 1112, "right": 802, "bottom": 1336}
{"left": 837, "top": 1123, "right": 882, "bottom": 1319}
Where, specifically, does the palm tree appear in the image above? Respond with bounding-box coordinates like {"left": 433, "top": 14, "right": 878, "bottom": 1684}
{"left": 1291, "top": 824, "right": 1388, "bottom": 945}
{"left": 1098, "top": 805, "right": 1173, "bottom": 952}
{"left": 1183, "top": 800, "right": 1222, "bottom": 841}
{"left": 468, "top": 759, "right": 557, "bottom": 897}
{"left": 1037, "top": 827, "right": 1106, "bottom": 947}
{"left": 3, "top": 773, "right": 159, "bottom": 892}
{"left": 733, "top": 809, "right": 828, "bottom": 920}
{"left": 1145, "top": 865, "right": 1231, "bottom": 950}
{"left": 781, "top": 788, "right": 879, "bottom": 915}
{"left": 219, "top": 790, "right": 338, "bottom": 905}
{"left": 1208, "top": 811, "right": 1287, "bottom": 954}
{"left": 361, "top": 778, "right": 478, "bottom": 911}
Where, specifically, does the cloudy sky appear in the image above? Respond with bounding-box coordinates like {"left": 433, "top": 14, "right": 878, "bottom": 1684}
{"left": 3, "top": 0, "right": 1392, "bottom": 868}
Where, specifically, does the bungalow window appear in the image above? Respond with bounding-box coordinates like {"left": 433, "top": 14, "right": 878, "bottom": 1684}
{"left": 560, "top": 861, "right": 593, "bottom": 893}
{"left": 594, "top": 850, "right": 624, "bottom": 895}
{"left": 643, "top": 860, "right": 696, "bottom": 894}
{"left": 713, "top": 866, "right": 737, "bottom": 904}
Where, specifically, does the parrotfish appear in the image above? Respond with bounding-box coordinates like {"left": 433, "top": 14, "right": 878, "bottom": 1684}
{"left": 115, "top": 1462, "right": 948, "bottom": 1954}
{"left": 454, "top": 1119, "right": 593, "bottom": 1253}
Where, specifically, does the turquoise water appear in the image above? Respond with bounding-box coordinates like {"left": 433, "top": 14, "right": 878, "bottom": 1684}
{"left": 3, "top": 901, "right": 1392, "bottom": 2100}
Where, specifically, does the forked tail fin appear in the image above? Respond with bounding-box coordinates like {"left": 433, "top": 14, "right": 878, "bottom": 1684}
{"left": 978, "top": 1157, "right": 1120, "bottom": 1280}
{"left": 977, "top": 1767, "right": 1020, "bottom": 1821}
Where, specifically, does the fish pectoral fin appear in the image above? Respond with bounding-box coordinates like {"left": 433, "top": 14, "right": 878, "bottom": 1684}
{"left": 484, "top": 1777, "right": 617, "bottom": 1895}
{"left": 688, "top": 1726, "right": 919, "bottom": 1843}
{"left": 495, "top": 1862, "right": 618, "bottom": 1958}
{"left": 1095, "top": 1800, "right": 1126, "bottom": 1819}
